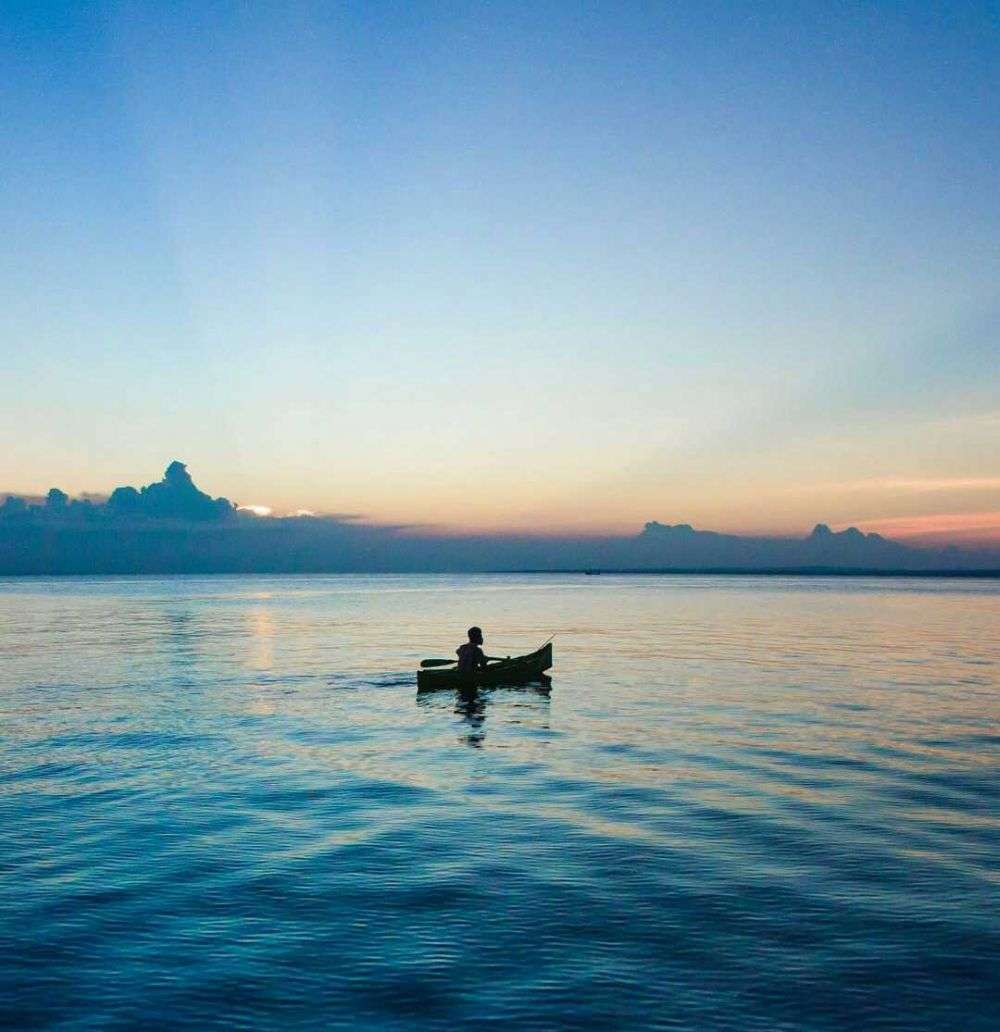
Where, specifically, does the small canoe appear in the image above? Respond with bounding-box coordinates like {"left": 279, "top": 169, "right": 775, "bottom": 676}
{"left": 417, "top": 642, "right": 553, "bottom": 692}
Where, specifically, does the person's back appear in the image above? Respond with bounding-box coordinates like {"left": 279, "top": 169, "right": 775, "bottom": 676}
{"left": 456, "top": 626, "right": 488, "bottom": 674}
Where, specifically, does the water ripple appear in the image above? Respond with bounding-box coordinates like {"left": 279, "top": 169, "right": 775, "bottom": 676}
{"left": 1, "top": 573, "right": 997, "bottom": 1029}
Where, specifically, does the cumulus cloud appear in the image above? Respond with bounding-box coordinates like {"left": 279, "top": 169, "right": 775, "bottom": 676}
{"left": 107, "top": 461, "right": 234, "bottom": 521}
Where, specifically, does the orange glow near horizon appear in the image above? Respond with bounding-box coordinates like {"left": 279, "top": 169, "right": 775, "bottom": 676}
{"left": 5, "top": 483, "right": 1000, "bottom": 549}
{"left": 844, "top": 511, "right": 1000, "bottom": 547}
{"left": 1, "top": 449, "right": 998, "bottom": 553}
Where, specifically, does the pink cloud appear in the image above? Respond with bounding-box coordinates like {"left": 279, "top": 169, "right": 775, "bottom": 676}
{"left": 844, "top": 511, "right": 1000, "bottom": 546}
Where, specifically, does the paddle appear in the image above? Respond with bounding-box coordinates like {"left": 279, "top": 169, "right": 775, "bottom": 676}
{"left": 420, "top": 656, "right": 509, "bottom": 668}
{"left": 421, "top": 636, "right": 552, "bottom": 669}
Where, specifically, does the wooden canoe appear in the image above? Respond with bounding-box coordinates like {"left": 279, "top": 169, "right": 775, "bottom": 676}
{"left": 416, "top": 642, "right": 553, "bottom": 692}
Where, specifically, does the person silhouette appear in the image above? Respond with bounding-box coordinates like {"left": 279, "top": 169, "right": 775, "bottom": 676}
{"left": 456, "top": 626, "right": 501, "bottom": 674}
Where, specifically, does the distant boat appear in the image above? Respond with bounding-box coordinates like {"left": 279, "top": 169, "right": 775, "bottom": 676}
{"left": 417, "top": 642, "right": 553, "bottom": 692}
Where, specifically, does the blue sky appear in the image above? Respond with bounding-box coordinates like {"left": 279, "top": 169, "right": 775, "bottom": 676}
{"left": 2, "top": 1, "right": 998, "bottom": 539}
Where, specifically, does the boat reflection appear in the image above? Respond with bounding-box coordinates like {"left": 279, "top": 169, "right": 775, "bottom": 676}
{"left": 455, "top": 685, "right": 487, "bottom": 748}
{"left": 417, "top": 679, "right": 552, "bottom": 748}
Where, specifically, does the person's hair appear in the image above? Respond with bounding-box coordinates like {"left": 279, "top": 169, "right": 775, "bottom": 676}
{"left": 467, "top": 626, "right": 482, "bottom": 640}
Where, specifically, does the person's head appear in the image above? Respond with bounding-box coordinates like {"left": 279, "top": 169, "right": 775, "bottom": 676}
{"left": 467, "top": 626, "right": 483, "bottom": 645}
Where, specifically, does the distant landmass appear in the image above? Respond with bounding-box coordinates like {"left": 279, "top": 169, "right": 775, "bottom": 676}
{"left": 1, "top": 462, "right": 997, "bottom": 575}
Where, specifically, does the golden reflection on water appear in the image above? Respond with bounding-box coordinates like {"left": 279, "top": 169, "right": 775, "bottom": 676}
{"left": 248, "top": 607, "right": 276, "bottom": 671}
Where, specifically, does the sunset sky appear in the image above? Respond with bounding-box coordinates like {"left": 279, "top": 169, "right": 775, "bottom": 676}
{"left": 2, "top": 2, "right": 998, "bottom": 542}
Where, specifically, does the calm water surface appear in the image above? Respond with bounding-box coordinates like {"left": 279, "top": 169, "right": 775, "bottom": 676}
{"left": 1, "top": 574, "right": 997, "bottom": 1029}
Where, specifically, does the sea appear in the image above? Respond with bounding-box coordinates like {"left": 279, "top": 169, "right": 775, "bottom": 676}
{"left": 1, "top": 574, "right": 997, "bottom": 1030}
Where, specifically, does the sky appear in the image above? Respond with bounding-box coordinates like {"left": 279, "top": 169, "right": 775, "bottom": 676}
{"left": 2, "top": 1, "right": 998, "bottom": 542}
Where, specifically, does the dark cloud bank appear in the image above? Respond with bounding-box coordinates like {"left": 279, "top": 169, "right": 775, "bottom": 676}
{"left": 1, "top": 462, "right": 997, "bottom": 575}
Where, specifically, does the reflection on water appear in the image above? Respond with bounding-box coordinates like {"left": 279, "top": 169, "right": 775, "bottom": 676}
{"left": 415, "top": 682, "right": 552, "bottom": 748}
{"left": 0, "top": 574, "right": 998, "bottom": 1030}
{"left": 249, "top": 606, "right": 276, "bottom": 670}
{"left": 453, "top": 686, "right": 487, "bottom": 747}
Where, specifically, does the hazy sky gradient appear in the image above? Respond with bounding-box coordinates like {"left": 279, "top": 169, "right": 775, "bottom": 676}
{"left": 2, "top": 2, "right": 998, "bottom": 539}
